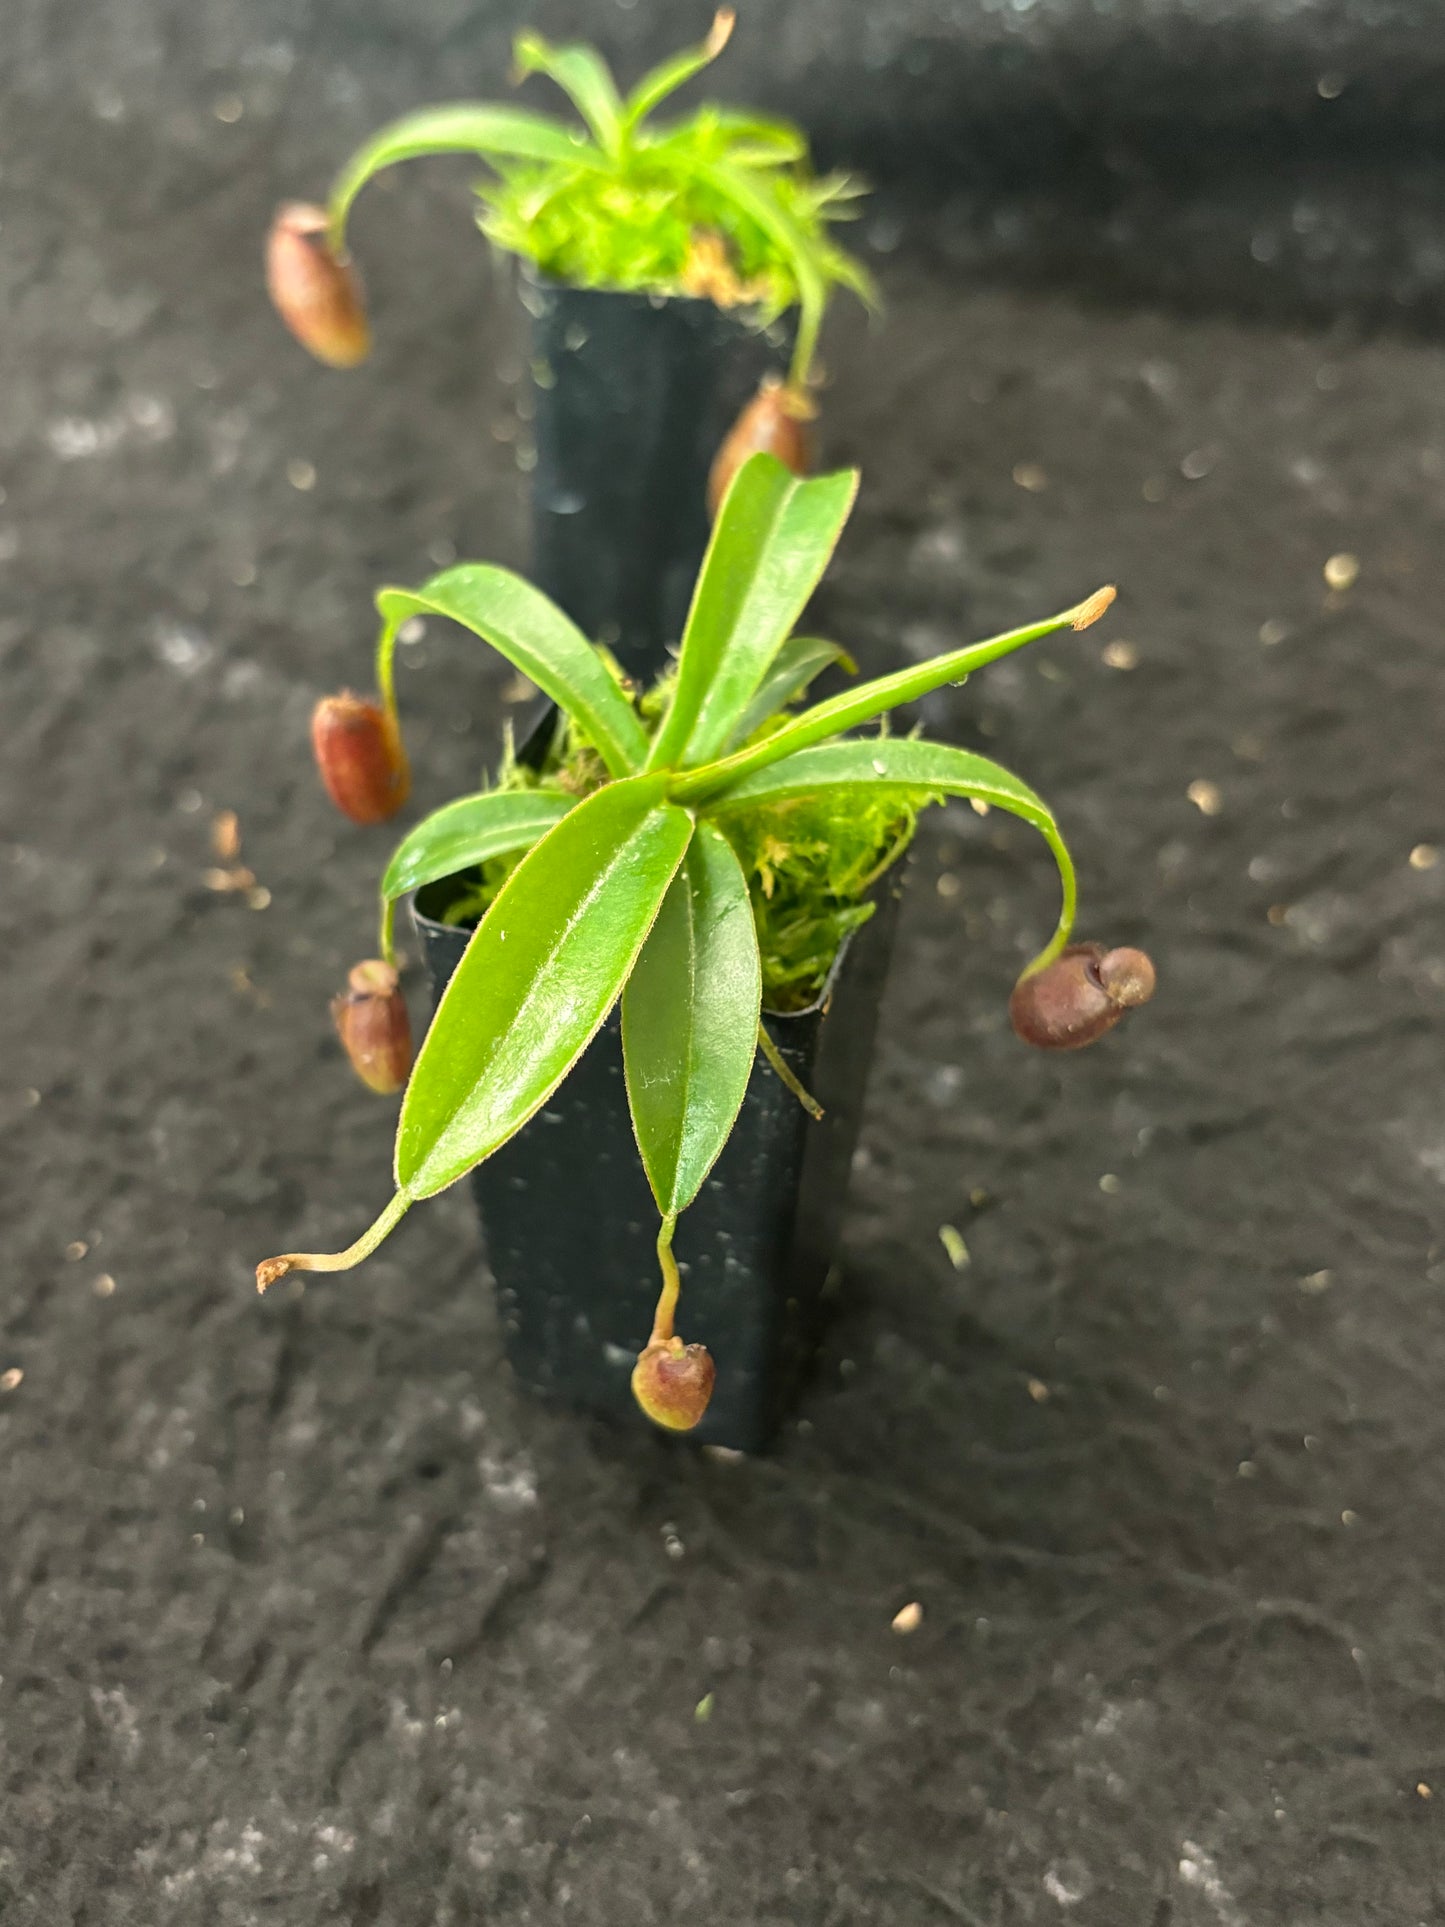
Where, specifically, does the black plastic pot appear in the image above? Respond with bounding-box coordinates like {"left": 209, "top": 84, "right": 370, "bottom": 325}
{"left": 524, "top": 276, "right": 794, "bottom": 688}
{"left": 411, "top": 872, "right": 902, "bottom": 1452}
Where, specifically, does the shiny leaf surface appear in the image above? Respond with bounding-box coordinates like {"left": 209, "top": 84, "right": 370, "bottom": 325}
{"left": 646, "top": 455, "right": 857, "bottom": 772}
{"left": 673, "top": 590, "right": 1109, "bottom": 804}
{"left": 379, "top": 790, "right": 573, "bottom": 908}
{"left": 397, "top": 775, "right": 693, "bottom": 1199}
{"left": 723, "top": 636, "right": 854, "bottom": 751}
{"left": 711, "top": 737, "right": 1078, "bottom": 961}
{"left": 622, "top": 822, "right": 762, "bottom": 1217}
{"left": 377, "top": 566, "right": 648, "bottom": 779}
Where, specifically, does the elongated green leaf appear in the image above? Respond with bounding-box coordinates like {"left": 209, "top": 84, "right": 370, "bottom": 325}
{"left": 645, "top": 111, "right": 809, "bottom": 168}
{"left": 695, "top": 155, "right": 829, "bottom": 384}
{"left": 328, "top": 106, "right": 600, "bottom": 244}
{"left": 692, "top": 110, "right": 809, "bottom": 162}
{"left": 713, "top": 737, "right": 1047, "bottom": 821}
{"left": 397, "top": 775, "right": 693, "bottom": 1199}
{"left": 673, "top": 588, "right": 1113, "bottom": 804}
{"left": 376, "top": 566, "right": 648, "bottom": 779}
{"left": 622, "top": 12, "right": 734, "bottom": 136}
{"left": 723, "top": 637, "right": 854, "bottom": 751}
{"left": 622, "top": 822, "right": 762, "bottom": 1217}
{"left": 646, "top": 456, "right": 858, "bottom": 773}
{"left": 513, "top": 33, "right": 626, "bottom": 157}
{"left": 710, "top": 738, "right": 1078, "bottom": 960}
{"left": 380, "top": 790, "right": 572, "bottom": 907}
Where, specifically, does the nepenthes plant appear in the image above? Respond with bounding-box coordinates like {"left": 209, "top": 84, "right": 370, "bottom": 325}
{"left": 265, "top": 10, "right": 870, "bottom": 447}
{"left": 258, "top": 452, "right": 1154, "bottom": 1433}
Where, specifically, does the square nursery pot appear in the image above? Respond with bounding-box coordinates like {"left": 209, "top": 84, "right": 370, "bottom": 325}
{"left": 522, "top": 274, "right": 795, "bottom": 688}
{"left": 411, "top": 870, "right": 902, "bottom": 1452}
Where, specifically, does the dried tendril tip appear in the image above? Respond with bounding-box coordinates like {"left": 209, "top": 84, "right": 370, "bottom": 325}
{"left": 706, "top": 9, "right": 736, "bottom": 56}
{"left": 1071, "top": 585, "right": 1118, "bottom": 631}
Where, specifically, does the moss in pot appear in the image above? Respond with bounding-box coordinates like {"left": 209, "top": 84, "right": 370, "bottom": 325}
{"left": 259, "top": 452, "right": 1155, "bottom": 1445}
{"left": 265, "top": 12, "right": 873, "bottom": 680}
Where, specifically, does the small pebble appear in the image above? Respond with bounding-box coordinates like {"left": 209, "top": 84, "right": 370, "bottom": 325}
{"left": 65, "top": 1240, "right": 88, "bottom": 1261}
{"left": 935, "top": 873, "right": 961, "bottom": 899}
{"left": 1323, "top": 552, "right": 1359, "bottom": 591}
{"left": 1102, "top": 639, "right": 1138, "bottom": 670}
{"left": 1259, "top": 619, "right": 1288, "bottom": 646}
{"left": 1238, "top": 1460, "right": 1258, "bottom": 1479}
{"left": 1418, "top": 1784, "right": 1433, "bottom": 1800}
{"left": 969, "top": 797, "right": 990, "bottom": 816}
{"left": 1300, "top": 1269, "right": 1333, "bottom": 1294}
{"left": 286, "top": 458, "right": 317, "bottom": 492}
{"left": 1026, "top": 1377, "right": 1050, "bottom": 1404}
{"left": 0, "top": 1368, "right": 22, "bottom": 1392}
{"left": 1180, "top": 447, "right": 1216, "bottom": 480}
{"left": 892, "top": 1601, "right": 923, "bottom": 1635}
{"left": 1099, "top": 1173, "right": 1122, "bottom": 1195}
{"left": 1341, "top": 1509, "right": 1358, "bottom": 1526}
{"left": 1317, "top": 72, "right": 1345, "bottom": 100}
{"left": 212, "top": 95, "right": 244, "bottom": 123}
{"left": 1188, "top": 779, "right": 1223, "bottom": 816}
{"left": 1012, "top": 462, "right": 1047, "bottom": 492}
{"left": 1409, "top": 844, "right": 1438, "bottom": 871}
{"left": 694, "top": 1693, "right": 715, "bottom": 1722}
{"left": 93, "top": 1273, "right": 117, "bottom": 1298}
{"left": 211, "top": 810, "right": 241, "bottom": 862}
{"left": 247, "top": 886, "right": 272, "bottom": 911}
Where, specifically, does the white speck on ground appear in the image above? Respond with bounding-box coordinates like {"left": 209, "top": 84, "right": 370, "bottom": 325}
{"left": 1178, "top": 1839, "right": 1245, "bottom": 1926}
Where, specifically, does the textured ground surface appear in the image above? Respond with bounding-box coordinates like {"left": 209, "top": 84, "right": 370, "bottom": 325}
{"left": 5, "top": 33, "right": 1445, "bottom": 1927}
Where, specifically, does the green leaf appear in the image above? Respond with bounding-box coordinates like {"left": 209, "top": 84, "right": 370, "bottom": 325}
{"left": 376, "top": 566, "right": 648, "bottom": 779}
{"left": 513, "top": 33, "right": 626, "bottom": 158}
{"left": 646, "top": 456, "right": 858, "bottom": 773}
{"left": 396, "top": 775, "right": 693, "bottom": 1200}
{"left": 380, "top": 790, "right": 572, "bottom": 908}
{"left": 710, "top": 737, "right": 1078, "bottom": 963}
{"left": 723, "top": 637, "right": 855, "bottom": 751}
{"left": 672, "top": 588, "right": 1112, "bottom": 804}
{"left": 622, "top": 13, "right": 736, "bottom": 136}
{"left": 692, "top": 110, "right": 809, "bottom": 162}
{"left": 328, "top": 105, "right": 601, "bottom": 244}
{"left": 694, "top": 154, "right": 830, "bottom": 385}
{"left": 623, "top": 822, "right": 762, "bottom": 1216}
{"left": 643, "top": 110, "right": 809, "bottom": 170}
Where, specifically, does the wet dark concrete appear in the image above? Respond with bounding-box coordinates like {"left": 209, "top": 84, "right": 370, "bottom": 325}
{"left": 5, "top": 8, "right": 1445, "bottom": 1925}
